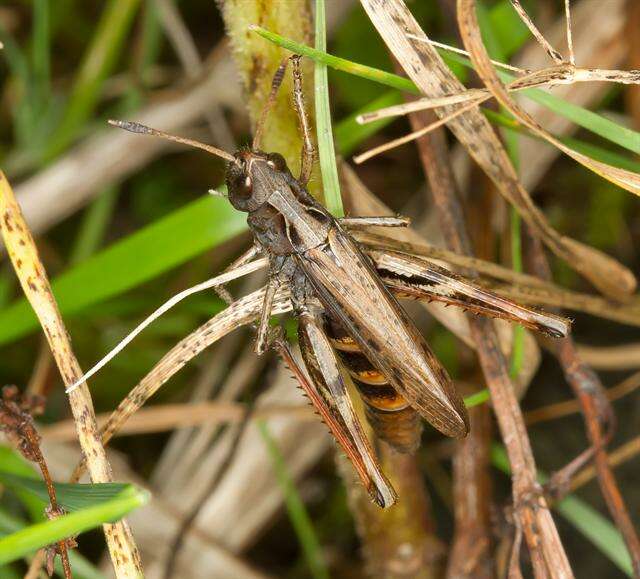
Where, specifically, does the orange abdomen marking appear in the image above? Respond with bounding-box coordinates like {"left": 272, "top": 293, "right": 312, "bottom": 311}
{"left": 326, "top": 317, "right": 422, "bottom": 454}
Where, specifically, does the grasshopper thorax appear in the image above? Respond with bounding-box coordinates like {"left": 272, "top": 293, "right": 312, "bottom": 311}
{"left": 226, "top": 150, "right": 291, "bottom": 213}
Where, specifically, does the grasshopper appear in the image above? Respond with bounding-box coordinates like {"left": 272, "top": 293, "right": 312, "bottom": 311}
{"left": 101, "top": 56, "right": 569, "bottom": 508}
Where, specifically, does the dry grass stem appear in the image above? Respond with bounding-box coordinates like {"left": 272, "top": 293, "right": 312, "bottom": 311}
{"left": 508, "top": 0, "right": 564, "bottom": 63}
{"left": 359, "top": 1, "right": 575, "bottom": 573}
{"left": 459, "top": 0, "right": 640, "bottom": 204}
{"left": 569, "top": 434, "right": 640, "bottom": 494}
{"left": 41, "top": 403, "right": 313, "bottom": 442}
{"left": 70, "top": 286, "right": 291, "bottom": 481}
{"left": 357, "top": 64, "right": 640, "bottom": 126}
{"left": 564, "top": 0, "right": 575, "bottom": 64}
{"left": 575, "top": 343, "right": 640, "bottom": 370}
{"left": 446, "top": 399, "right": 493, "bottom": 578}
{"left": 458, "top": 0, "right": 640, "bottom": 570}
{"left": 354, "top": 97, "right": 484, "bottom": 163}
{"left": 525, "top": 370, "right": 640, "bottom": 426}
{"left": 553, "top": 338, "right": 640, "bottom": 575}
{"left": 360, "top": 0, "right": 635, "bottom": 302}
{"left": 66, "top": 256, "right": 268, "bottom": 393}
{"left": 0, "top": 172, "right": 143, "bottom": 577}
{"left": 513, "top": 0, "right": 627, "bottom": 190}
{"left": 406, "top": 35, "right": 528, "bottom": 73}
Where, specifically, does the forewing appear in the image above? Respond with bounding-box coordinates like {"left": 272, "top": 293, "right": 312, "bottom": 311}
{"left": 298, "top": 226, "right": 469, "bottom": 438}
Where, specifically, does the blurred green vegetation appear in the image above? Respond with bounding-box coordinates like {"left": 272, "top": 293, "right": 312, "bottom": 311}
{"left": 0, "top": 1, "right": 638, "bottom": 577}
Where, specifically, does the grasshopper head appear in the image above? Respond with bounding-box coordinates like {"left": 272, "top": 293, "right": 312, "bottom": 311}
{"left": 226, "top": 150, "right": 292, "bottom": 213}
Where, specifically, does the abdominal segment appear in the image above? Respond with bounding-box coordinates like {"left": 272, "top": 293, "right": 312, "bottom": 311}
{"left": 325, "top": 317, "right": 422, "bottom": 454}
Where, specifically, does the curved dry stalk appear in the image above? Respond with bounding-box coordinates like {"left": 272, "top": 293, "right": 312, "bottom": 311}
{"left": 0, "top": 172, "right": 143, "bottom": 577}
{"left": 458, "top": 0, "right": 640, "bottom": 202}
{"left": 555, "top": 338, "right": 640, "bottom": 576}
{"left": 458, "top": 2, "right": 640, "bottom": 571}
{"left": 359, "top": 0, "right": 635, "bottom": 302}
{"left": 70, "top": 286, "right": 293, "bottom": 481}
{"left": 358, "top": 2, "right": 576, "bottom": 573}
{"left": 66, "top": 256, "right": 268, "bottom": 393}
{"left": 514, "top": 0, "right": 627, "bottom": 191}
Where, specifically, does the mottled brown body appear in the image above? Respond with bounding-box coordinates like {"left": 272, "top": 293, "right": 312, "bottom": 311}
{"left": 223, "top": 137, "right": 571, "bottom": 509}
{"left": 109, "top": 57, "right": 571, "bottom": 509}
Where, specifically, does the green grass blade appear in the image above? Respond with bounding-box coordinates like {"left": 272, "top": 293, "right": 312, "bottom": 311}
{"left": 484, "top": 109, "right": 640, "bottom": 173}
{"left": 44, "top": 0, "right": 141, "bottom": 160}
{"left": 491, "top": 445, "right": 633, "bottom": 576}
{"left": 0, "top": 507, "right": 107, "bottom": 579}
{"left": 314, "top": 0, "right": 343, "bottom": 217}
{"left": 69, "top": 186, "right": 119, "bottom": 265}
{"left": 32, "top": 0, "right": 51, "bottom": 104}
{"left": 0, "top": 485, "right": 149, "bottom": 565}
{"left": 258, "top": 421, "right": 329, "bottom": 579}
{"left": 251, "top": 26, "right": 418, "bottom": 94}
{"left": 0, "top": 447, "right": 49, "bottom": 520}
{"left": 463, "top": 389, "right": 490, "bottom": 408}
{"left": 522, "top": 88, "right": 640, "bottom": 155}
{"left": 0, "top": 195, "right": 247, "bottom": 346}
{"left": 0, "top": 470, "right": 131, "bottom": 513}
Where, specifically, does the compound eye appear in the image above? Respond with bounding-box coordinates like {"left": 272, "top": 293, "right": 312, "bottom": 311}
{"left": 238, "top": 176, "right": 253, "bottom": 198}
{"left": 267, "top": 152, "right": 287, "bottom": 171}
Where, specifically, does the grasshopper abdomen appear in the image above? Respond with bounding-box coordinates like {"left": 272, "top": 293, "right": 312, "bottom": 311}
{"left": 325, "top": 316, "right": 423, "bottom": 454}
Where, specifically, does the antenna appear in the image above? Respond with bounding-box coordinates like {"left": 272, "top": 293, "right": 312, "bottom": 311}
{"left": 108, "top": 120, "right": 235, "bottom": 162}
